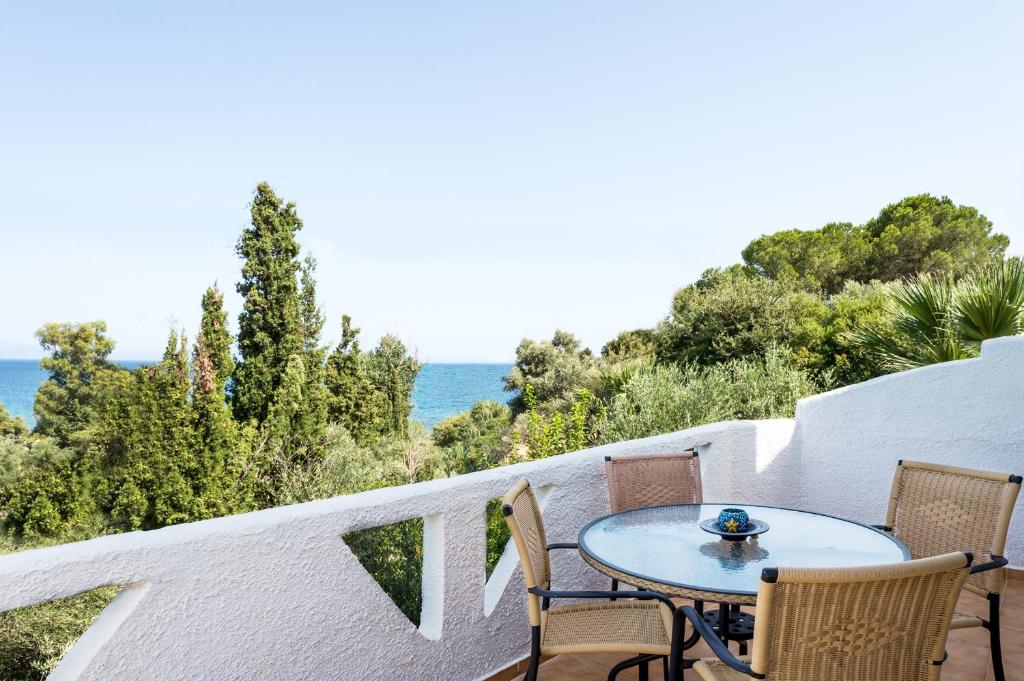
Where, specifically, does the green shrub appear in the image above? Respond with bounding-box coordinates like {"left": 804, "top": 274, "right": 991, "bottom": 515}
{"left": 344, "top": 519, "right": 424, "bottom": 625}
{"left": 849, "top": 259, "right": 1024, "bottom": 371}
{"left": 596, "top": 348, "right": 817, "bottom": 443}
{"left": 485, "top": 498, "right": 510, "bottom": 579}
{"left": 0, "top": 587, "right": 119, "bottom": 681}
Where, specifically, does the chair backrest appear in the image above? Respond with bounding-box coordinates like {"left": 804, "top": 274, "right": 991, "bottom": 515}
{"left": 604, "top": 450, "right": 702, "bottom": 512}
{"left": 885, "top": 459, "right": 1021, "bottom": 596}
{"left": 749, "top": 552, "right": 972, "bottom": 681}
{"left": 502, "top": 479, "right": 550, "bottom": 626}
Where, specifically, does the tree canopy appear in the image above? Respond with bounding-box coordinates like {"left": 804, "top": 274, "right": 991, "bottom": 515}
{"left": 655, "top": 266, "right": 828, "bottom": 369}
{"left": 503, "top": 330, "right": 596, "bottom": 414}
{"left": 742, "top": 194, "right": 1008, "bottom": 294}
{"left": 32, "top": 322, "right": 120, "bottom": 446}
{"left": 324, "top": 315, "right": 383, "bottom": 445}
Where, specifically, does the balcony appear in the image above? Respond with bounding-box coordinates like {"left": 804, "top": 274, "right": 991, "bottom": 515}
{"left": 1, "top": 337, "right": 1021, "bottom": 680}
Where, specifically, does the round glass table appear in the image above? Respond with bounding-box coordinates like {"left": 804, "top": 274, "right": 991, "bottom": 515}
{"left": 578, "top": 503, "right": 910, "bottom": 606}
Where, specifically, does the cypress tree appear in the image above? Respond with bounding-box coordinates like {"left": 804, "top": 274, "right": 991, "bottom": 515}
{"left": 366, "top": 335, "right": 420, "bottom": 439}
{"left": 192, "top": 285, "right": 252, "bottom": 517}
{"left": 297, "top": 255, "right": 328, "bottom": 441}
{"left": 232, "top": 182, "right": 332, "bottom": 504}
{"left": 193, "top": 284, "right": 234, "bottom": 395}
{"left": 232, "top": 182, "right": 305, "bottom": 425}
{"left": 324, "top": 314, "right": 381, "bottom": 445}
{"left": 105, "top": 328, "right": 200, "bottom": 530}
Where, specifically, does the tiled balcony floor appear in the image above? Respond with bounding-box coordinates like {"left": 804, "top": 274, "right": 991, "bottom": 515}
{"left": 512, "top": 576, "right": 1023, "bottom": 681}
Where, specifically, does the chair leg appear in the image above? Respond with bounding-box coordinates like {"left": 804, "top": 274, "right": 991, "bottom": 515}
{"left": 607, "top": 655, "right": 659, "bottom": 681}
{"left": 668, "top": 609, "right": 686, "bottom": 681}
{"left": 526, "top": 625, "right": 541, "bottom": 681}
{"left": 610, "top": 578, "right": 618, "bottom": 600}
{"left": 662, "top": 656, "right": 669, "bottom": 680}
{"left": 987, "top": 593, "right": 1005, "bottom": 681}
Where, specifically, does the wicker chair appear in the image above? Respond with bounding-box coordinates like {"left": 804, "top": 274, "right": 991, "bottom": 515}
{"left": 502, "top": 480, "right": 676, "bottom": 681}
{"left": 874, "top": 460, "right": 1022, "bottom": 681}
{"left": 679, "top": 552, "right": 973, "bottom": 681}
{"left": 604, "top": 450, "right": 703, "bottom": 594}
{"left": 604, "top": 450, "right": 703, "bottom": 513}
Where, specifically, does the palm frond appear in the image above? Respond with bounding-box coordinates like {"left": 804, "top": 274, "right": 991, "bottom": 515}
{"left": 952, "top": 257, "right": 1024, "bottom": 346}
{"left": 848, "top": 273, "right": 972, "bottom": 371}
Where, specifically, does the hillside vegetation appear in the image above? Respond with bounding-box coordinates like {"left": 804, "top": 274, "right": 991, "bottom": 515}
{"left": 2, "top": 189, "right": 1020, "bottom": 679}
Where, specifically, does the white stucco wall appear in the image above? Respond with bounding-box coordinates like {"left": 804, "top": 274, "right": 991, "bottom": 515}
{"left": 791, "top": 336, "right": 1024, "bottom": 562}
{"left": 0, "top": 423, "right": 758, "bottom": 681}
{"left": 0, "top": 336, "right": 1020, "bottom": 680}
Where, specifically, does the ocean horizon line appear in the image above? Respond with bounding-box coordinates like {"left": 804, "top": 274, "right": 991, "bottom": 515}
{"left": 0, "top": 360, "right": 513, "bottom": 429}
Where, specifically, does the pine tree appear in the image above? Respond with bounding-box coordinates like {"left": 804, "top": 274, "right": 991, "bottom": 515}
{"left": 324, "top": 315, "right": 381, "bottom": 444}
{"left": 232, "top": 182, "right": 305, "bottom": 425}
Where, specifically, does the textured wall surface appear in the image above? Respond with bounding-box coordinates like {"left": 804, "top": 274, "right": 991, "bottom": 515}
{"left": 0, "top": 337, "right": 1020, "bottom": 680}
{"left": 793, "top": 336, "right": 1024, "bottom": 561}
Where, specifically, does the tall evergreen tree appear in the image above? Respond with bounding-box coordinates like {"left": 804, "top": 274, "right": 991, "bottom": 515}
{"left": 366, "top": 335, "right": 420, "bottom": 439}
{"left": 324, "top": 315, "right": 381, "bottom": 444}
{"left": 193, "top": 284, "right": 234, "bottom": 395}
{"left": 232, "top": 182, "right": 305, "bottom": 425}
{"left": 297, "top": 255, "right": 328, "bottom": 440}
{"left": 192, "top": 285, "right": 252, "bottom": 517}
{"left": 104, "top": 329, "right": 200, "bottom": 530}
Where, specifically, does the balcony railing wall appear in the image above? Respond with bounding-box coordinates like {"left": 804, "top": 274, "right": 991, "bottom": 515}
{"left": 0, "top": 337, "right": 1020, "bottom": 680}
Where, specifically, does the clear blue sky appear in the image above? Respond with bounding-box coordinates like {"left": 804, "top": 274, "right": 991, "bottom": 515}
{"left": 1, "top": 2, "right": 1021, "bottom": 362}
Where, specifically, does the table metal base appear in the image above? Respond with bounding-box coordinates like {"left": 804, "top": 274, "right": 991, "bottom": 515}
{"left": 702, "top": 608, "right": 755, "bottom": 641}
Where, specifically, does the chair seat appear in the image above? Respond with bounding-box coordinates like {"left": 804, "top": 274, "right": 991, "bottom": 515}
{"left": 692, "top": 655, "right": 754, "bottom": 681}
{"left": 949, "top": 608, "right": 985, "bottom": 629}
{"left": 540, "top": 599, "right": 673, "bottom": 656}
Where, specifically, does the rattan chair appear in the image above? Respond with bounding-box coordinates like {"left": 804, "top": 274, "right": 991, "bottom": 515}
{"left": 679, "top": 552, "right": 973, "bottom": 681}
{"left": 502, "top": 480, "right": 676, "bottom": 681}
{"left": 604, "top": 450, "right": 703, "bottom": 513}
{"left": 604, "top": 450, "right": 703, "bottom": 594}
{"left": 874, "top": 460, "right": 1022, "bottom": 681}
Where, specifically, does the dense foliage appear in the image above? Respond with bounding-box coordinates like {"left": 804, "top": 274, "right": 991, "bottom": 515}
{"left": 1, "top": 190, "right": 1019, "bottom": 678}
{"left": 742, "top": 194, "right": 1008, "bottom": 293}
{"left": 595, "top": 348, "right": 817, "bottom": 444}
{"left": 850, "top": 258, "right": 1024, "bottom": 371}
{"left": 0, "top": 183, "right": 428, "bottom": 676}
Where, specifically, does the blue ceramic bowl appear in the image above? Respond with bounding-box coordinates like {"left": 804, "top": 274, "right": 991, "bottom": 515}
{"left": 717, "top": 508, "right": 749, "bottom": 533}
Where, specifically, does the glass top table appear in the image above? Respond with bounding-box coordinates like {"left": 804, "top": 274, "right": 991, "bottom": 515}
{"left": 578, "top": 503, "right": 910, "bottom": 604}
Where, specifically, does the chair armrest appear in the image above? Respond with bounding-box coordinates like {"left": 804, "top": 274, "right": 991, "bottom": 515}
{"left": 970, "top": 555, "right": 1008, "bottom": 574}
{"left": 871, "top": 524, "right": 892, "bottom": 532}
{"left": 529, "top": 586, "right": 676, "bottom": 610}
{"left": 681, "top": 606, "right": 758, "bottom": 677}
{"left": 546, "top": 542, "right": 579, "bottom": 551}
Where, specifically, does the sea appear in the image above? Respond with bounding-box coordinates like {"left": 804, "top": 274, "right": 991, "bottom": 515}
{"left": 0, "top": 359, "right": 512, "bottom": 430}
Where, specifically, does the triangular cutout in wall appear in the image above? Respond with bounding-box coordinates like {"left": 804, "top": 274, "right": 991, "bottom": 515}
{"left": 484, "top": 484, "right": 554, "bottom": 616}
{"left": 0, "top": 582, "right": 150, "bottom": 681}
{"left": 343, "top": 517, "right": 426, "bottom": 628}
